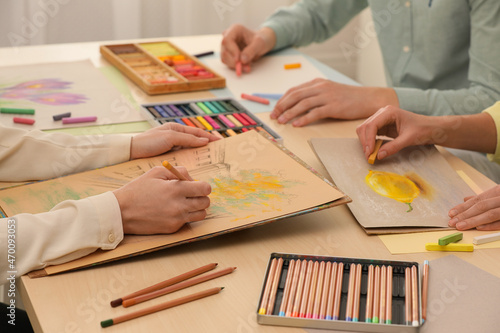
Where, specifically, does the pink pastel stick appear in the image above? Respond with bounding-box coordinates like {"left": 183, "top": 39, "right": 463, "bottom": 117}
{"left": 62, "top": 116, "right": 97, "bottom": 124}
{"left": 203, "top": 115, "right": 220, "bottom": 129}
{"left": 241, "top": 93, "right": 270, "bottom": 105}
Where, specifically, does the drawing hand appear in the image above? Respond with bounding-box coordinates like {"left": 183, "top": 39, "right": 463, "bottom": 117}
{"left": 113, "top": 166, "right": 211, "bottom": 234}
{"left": 130, "top": 123, "right": 219, "bottom": 159}
{"left": 448, "top": 185, "right": 500, "bottom": 231}
{"left": 356, "top": 106, "right": 436, "bottom": 161}
{"left": 221, "top": 24, "right": 276, "bottom": 72}
{"left": 270, "top": 79, "right": 398, "bottom": 127}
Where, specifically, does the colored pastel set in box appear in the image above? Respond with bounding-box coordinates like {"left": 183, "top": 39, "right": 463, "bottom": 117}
{"left": 141, "top": 98, "right": 281, "bottom": 141}
{"left": 100, "top": 41, "right": 225, "bottom": 95}
{"left": 257, "top": 253, "right": 423, "bottom": 333}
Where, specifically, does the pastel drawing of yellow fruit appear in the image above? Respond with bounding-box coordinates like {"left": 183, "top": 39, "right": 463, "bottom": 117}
{"left": 365, "top": 170, "right": 420, "bottom": 212}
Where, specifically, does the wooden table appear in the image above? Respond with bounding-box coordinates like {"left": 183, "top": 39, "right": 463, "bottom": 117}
{"left": 1, "top": 35, "right": 498, "bottom": 332}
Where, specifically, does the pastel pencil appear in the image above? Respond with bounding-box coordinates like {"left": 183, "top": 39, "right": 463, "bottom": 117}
{"left": 372, "top": 266, "right": 381, "bottom": 324}
{"left": 345, "top": 263, "right": 357, "bottom": 321}
{"left": 285, "top": 259, "right": 301, "bottom": 317}
{"left": 122, "top": 267, "right": 236, "bottom": 307}
{"left": 259, "top": 258, "right": 277, "bottom": 314}
{"left": 101, "top": 287, "right": 223, "bottom": 328}
{"left": 162, "top": 160, "right": 187, "bottom": 181}
{"left": 332, "top": 262, "right": 344, "bottom": 320}
{"left": 422, "top": 260, "right": 429, "bottom": 322}
{"left": 325, "top": 262, "right": 338, "bottom": 320}
{"left": 291, "top": 259, "right": 307, "bottom": 317}
{"left": 298, "top": 260, "right": 314, "bottom": 318}
{"left": 386, "top": 266, "right": 393, "bottom": 324}
{"left": 365, "top": 265, "right": 374, "bottom": 323}
{"left": 278, "top": 260, "right": 295, "bottom": 316}
{"left": 318, "top": 261, "right": 331, "bottom": 320}
{"left": 312, "top": 261, "right": 326, "bottom": 319}
{"left": 411, "top": 265, "right": 419, "bottom": 326}
{"left": 266, "top": 258, "right": 284, "bottom": 315}
{"left": 305, "top": 261, "right": 320, "bottom": 318}
{"left": 352, "top": 264, "right": 362, "bottom": 322}
{"left": 379, "top": 265, "right": 387, "bottom": 324}
{"left": 110, "top": 263, "right": 217, "bottom": 307}
{"left": 405, "top": 267, "right": 411, "bottom": 325}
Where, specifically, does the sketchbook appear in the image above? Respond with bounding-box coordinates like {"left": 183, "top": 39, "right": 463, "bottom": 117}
{"left": 0, "top": 131, "right": 349, "bottom": 277}
{"left": 310, "top": 138, "right": 476, "bottom": 234}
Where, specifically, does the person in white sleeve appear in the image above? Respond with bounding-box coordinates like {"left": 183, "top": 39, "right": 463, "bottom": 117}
{"left": 0, "top": 122, "right": 219, "bottom": 281}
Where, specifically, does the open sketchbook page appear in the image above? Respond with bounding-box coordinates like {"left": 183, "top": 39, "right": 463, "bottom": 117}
{"left": 310, "top": 138, "right": 475, "bottom": 230}
{"left": 0, "top": 131, "right": 348, "bottom": 276}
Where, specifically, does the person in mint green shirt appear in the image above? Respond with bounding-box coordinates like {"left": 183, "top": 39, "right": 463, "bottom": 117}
{"left": 221, "top": 0, "right": 500, "bottom": 126}
{"left": 356, "top": 102, "right": 500, "bottom": 231}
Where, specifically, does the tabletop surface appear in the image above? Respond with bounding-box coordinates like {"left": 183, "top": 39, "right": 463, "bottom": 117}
{"left": 1, "top": 35, "right": 498, "bottom": 333}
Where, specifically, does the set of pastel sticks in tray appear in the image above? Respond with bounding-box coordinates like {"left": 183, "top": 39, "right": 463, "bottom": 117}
{"left": 257, "top": 253, "right": 423, "bottom": 332}
{"left": 142, "top": 98, "right": 281, "bottom": 141}
{"left": 100, "top": 41, "right": 225, "bottom": 95}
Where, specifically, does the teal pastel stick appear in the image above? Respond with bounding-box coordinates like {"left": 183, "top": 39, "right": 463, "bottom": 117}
{"left": 438, "top": 232, "right": 463, "bottom": 246}
{"left": 211, "top": 100, "right": 227, "bottom": 113}
{"left": 204, "top": 101, "right": 220, "bottom": 114}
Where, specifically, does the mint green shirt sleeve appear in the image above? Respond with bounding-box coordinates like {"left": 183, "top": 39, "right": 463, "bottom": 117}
{"left": 482, "top": 102, "right": 500, "bottom": 164}
{"left": 261, "top": 0, "right": 368, "bottom": 51}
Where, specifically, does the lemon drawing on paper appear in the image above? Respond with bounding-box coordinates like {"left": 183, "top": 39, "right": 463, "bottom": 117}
{"left": 365, "top": 170, "right": 420, "bottom": 212}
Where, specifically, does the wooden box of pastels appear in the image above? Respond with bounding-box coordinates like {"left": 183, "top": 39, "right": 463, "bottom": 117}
{"left": 141, "top": 98, "right": 282, "bottom": 141}
{"left": 257, "top": 253, "right": 422, "bottom": 332}
{"left": 100, "top": 41, "right": 225, "bottom": 95}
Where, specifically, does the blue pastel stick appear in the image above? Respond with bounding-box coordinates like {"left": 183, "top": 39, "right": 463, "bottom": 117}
{"left": 252, "top": 93, "right": 283, "bottom": 100}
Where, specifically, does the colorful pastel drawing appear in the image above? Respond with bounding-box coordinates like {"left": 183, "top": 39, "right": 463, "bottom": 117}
{"left": 0, "top": 78, "right": 87, "bottom": 106}
{"left": 365, "top": 170, "right": 420, "bottom": 212}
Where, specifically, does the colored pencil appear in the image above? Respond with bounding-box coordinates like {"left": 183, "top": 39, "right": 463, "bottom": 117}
{"left": 368, "top": 139, "right": 383, "bottom": 164}
{"left": 405, "top": 267, "right": 411, "bottom": 325}
{"left": 259, "top": 258, "right": 277, "bottom": 315}
{"left": 319, "top": 261, "right": 332, "bottom": 320}
{"left": 279, "top": 260, "right": 296, "bottom": 316}
{"left": 325, "top": 262, "right": 338, "bottom": 320}
{"left": 312, "top": 261, "right": 326, "bottom": 319}
{"left": 352, "top": 264, "right": 362, "bottom": 322}
{"left": 379, "top": 265, "right": 387, "bottom": 324}
{"left": 345, "top": 263, "right": 357, "bottom": 321}
{"left": 365, "top": 265, "right": 374, "bottom": 323}
{"left": 386, "top": 265, "right": 393, "bottom": 324}
{"left": 285, "top": 259, "right": 301, "bottom": 317}
{"left": 332, "top": 262, "right": 344, "bottom": 320}
{"left": 305, "top": 261, "right": 320, "bottom": 318}
{"left": 266, "top": 258, "right": 284, "bottom": 315}
{"left": 110, "top": 263, "right": 217, "bottom": 307}
{"left": 122, "top": 267, "right": 236, "bottom": 307}
{"left": 422, "top": 260, "right": 429, "bottom": 322}
{"left": 299, "top": 260, "right": 314, "bottom": 318}
{"left": 162, "top": 160, "right": 187, "bottom": 181}
{"left": 291, "top": 259, "right": 307, "bottom": 317}
{"left": 101, "top": 287, "right": 223, "bottom": 328}
{"left": 372, "top": 266, "right": 380, "bottom": 324}
{"left": 411, "top": 265, "right": 419, "bottom": 326}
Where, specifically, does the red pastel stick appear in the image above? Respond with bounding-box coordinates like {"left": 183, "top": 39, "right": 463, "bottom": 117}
{"left": 13, "top": 117, "right": 35, "bottom": 125}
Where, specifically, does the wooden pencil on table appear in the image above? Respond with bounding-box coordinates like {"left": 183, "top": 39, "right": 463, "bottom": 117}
{"left": 285, "top": 259, "right": 302, "bottom": 317}
{"left": 266, "top": 258, "right": 284, "bottom": 315}
{"left": 386, "top": 265, "right": 393, "bottom": 324}
{"left": 365, "top": 264, "right": 374, "bottom": 323}
{"left": 101, "top": 287, "right": 223, "bottom": 328}
{"left": 325, "top": 262, "right": 338, "bottom": 320}
{"left": 319, "top": 261, "right": 332, "bottom": 320}
{"left": 312, "top": 261, "right": 326, "bottom": 319}
{"left": 258, "top": 258, "right": 277, "bottom": 315}
{"left": 110, "top": 263, "right": 218, "bottom": 307}
{"left": 278, "top": 259, "right": 295, "bottom": 317}
{"left": 122, "top": 266, "right": 236, "bottom": 307}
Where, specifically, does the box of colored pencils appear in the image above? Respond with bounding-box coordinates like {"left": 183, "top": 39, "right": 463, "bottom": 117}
{"left": 141, "top": 98, "right": 282, "bottom": 141}
{"left": 257, "top": 253, "right": 422, "bottom": 332}
{"left": 100, "top": 41, "right": 225, "bottom": 95}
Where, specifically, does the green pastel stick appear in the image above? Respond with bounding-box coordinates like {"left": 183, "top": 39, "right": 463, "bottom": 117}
{"left": 1, "top": 107, "right": 35, "bottom": 115}
{"left": 438, "top": 232, "right": 463, "bottom": 246}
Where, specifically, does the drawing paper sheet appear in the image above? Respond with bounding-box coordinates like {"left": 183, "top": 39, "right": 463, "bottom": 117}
{"left": 379, "top": 230, "right": 500, "bottom": 254}
{"left": 204, "top": 54, "right": 326, "bottom": 102}
{"left": 310, "top": 138, "right": 476, "bottom": 229}
{"left": 0, "top": 131, "right": 347, "bottom": 276}
{"left": 0, "top": 60, "right": 144, "bottom": 130}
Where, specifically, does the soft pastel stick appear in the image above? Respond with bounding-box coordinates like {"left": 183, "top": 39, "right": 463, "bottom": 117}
{"left": 193, "top": 51, "right": 214, "bottom": 58}
{"left": 238, "top": 112, "right": 257, "bottom": 125}
{"left": 220, "top": 100, "right": 239, "bottom": 112}
{"left": 161, "top": 105, "right": 177, "bottom": 117}
{"left": 253, "top": 93, "right": 283, "bottom": 100}
{"left": 203, "top": 101, "right": 220, "bottom": 114}
{"left": 241, "top": 127, "right": 249, "bottom": 132}
{"left": 425, "top": 243, "right": 474, "bottom": 252}
{"left": 226, "top": 114, "right": 243, "bottom": 127}
{"left": 196, "top": 116, "right": 213, "bottom": 130}
{"left": 13, "top": 117, "right": 35, "bottom": 125}
{"left": 203, "top": 115, "right": 220, "bottom": 129}
{"left": 173, "top": 118, "right": 185, "bottom": 126}
{"left": 147, "top": 107, "right": 162, "bottom": 118}
{"left": 168, "top": 104, "right": 184, "bottom": 117}
{"left": 218, "top": 114, "right": 235, "bottom": 128}
{"left": 1, "top": 107, "right": 35, "bottom": 114}
{"left": 62, "top": 116, "right": 97, "bottom": 124}
{"left": 284, "top": 62, "right": 301, "bottom": 69}
{"left": 241, "top": 93, "right": 270, "bottom": 105}
{"left": 232, "top": 112, "right": 250, "bottom": 126}
{"left": 473, "top": 232, "right": 500, "bottom": 245}
{"left": 278, "top": 259, "right": 296, "bottom": 317}
{"left": 190, "top": 117, "right": 206, "bottom": 130}
{"left": 211, "top": 130, "right": 224, "bottom": 139}
{"left": 53, "top": 112, "right": 71, "bottom": 121}
{"left": 181, "top": 117, "right": 196, "bottom": 128}
{"left": 196, "top": 102, "right": 212, "bottom": 114}
{"left": 438, "top": 232, "right": 463, "bottom": 246}
{"left": 211, "top": 101, "right": 227, "bottom": 113}
{"left": 236, "top": 61, "right": 242, "bottom": 76}
{"left": 188, "top": 103, "right": 205, "bottom": 115}
{"left": 226, "top": 129, "right": 237, "bottom": 136}
{"left": 259, "top": 258, "right": 277, "bottom": 315}
{"left": 325, "top": 262, "right": 338, "bottom": 320}
{"left": 154, "top": 106, "right": 168, "bottom": 117}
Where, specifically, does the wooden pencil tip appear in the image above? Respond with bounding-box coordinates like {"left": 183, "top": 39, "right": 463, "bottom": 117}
{"left": 110, "top": 298, "right": 122, "bottom": 307}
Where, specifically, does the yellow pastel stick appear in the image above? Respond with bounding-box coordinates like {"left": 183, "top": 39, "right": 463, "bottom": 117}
{"left": 425, "top": 243, "right": 474, "bottom": 252}
{"left": 196, "top": 116, "right": 213, "bottom": 130}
